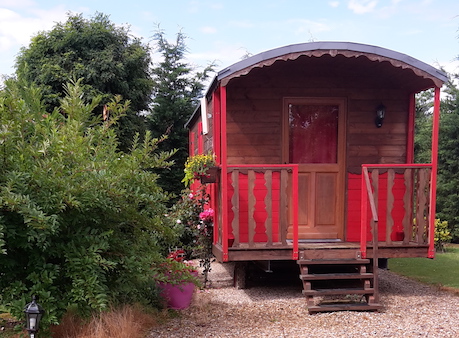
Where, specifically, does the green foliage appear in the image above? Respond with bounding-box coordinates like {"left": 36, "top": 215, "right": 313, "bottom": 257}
{"left": 148, "top": 29, "right": 215, "bottom": 197}
{"left": 169, "top": 186, "right": 214, "bottom": 287}
{"left": 435, "top": 73, "right": 459, "bottom": 241}
{"left": 15, "top": 12, "right": 153, "bottom": 151}
{"left": 414, "top": 72, "right": 459, "bottom": 242}
{"left": 151, "top": 257, "right": 200, "bottom": 286}
{"left": 182, "top": 153, "right": 217, "bottom": 186}
{"left": 414, "top": 89, "right": 434, "bottom": 163}
{"left": 0, "top": 78, "right": 175, "bottom": 330}
{"left": 434, "top": 218, "right": 452, "bottom": 252}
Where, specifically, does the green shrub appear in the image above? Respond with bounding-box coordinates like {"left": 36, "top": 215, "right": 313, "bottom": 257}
{"left": 435, "top": 218, "right": 452, "bottom": 252}
{"left": 0, "top": 78, "right": 175, "bottom": 331}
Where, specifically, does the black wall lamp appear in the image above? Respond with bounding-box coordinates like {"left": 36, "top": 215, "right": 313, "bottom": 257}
{"left": 375, "top": 103, "right": 386, "bottom": 128}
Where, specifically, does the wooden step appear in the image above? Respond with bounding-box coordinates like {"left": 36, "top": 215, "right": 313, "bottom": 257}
{"left": 300, "top": 273, "right": 374, "bottom": 281}
{"left": 308, "top": 302, "right": 383, "bottom": 314}
{"left": 297, "top": 257, "right": 381, "bottom": 313}
{"left": 302, "top": 288, "right": 375, "bottom": 296}
{"left": 297, "top": 259, "right": 370, "bottom": 265}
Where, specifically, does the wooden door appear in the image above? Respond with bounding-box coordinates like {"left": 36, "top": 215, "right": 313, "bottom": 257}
{"left": 284, "top": 98, "right": 346, "bottom": 240}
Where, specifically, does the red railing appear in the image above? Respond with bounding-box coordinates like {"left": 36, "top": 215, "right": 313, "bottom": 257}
{"left": 360, "top": 164, "right": 434, "bottom": 258}
{"left": 218, "top": 165, "right": 299, "bottom": 260}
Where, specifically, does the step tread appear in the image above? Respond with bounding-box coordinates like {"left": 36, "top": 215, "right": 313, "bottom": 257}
{"left": 300, "top": 272, "right": 374, "bottom": 280}
{"left": 302, "top": 288, "right": 375, "bottom": 296}
{"left": 298, "top": 259, "right": 370, "bottom": 265}
{"left": 308, "top": 303, "right": 382, "bottom": 313}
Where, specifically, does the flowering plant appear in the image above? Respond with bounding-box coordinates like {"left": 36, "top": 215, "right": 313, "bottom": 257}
{"left": 196, "top": 208, "right": 214, "bottom": 286}
{"left": 151, "top": 250, "right": 201, "bottom": 287}
{"left": 182, "top": 153, "right": 217, "bottom": 186}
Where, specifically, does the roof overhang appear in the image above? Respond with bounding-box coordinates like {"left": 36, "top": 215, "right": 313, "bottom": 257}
{"left": 217, "top": 41, "right": 447, "bottom": 89}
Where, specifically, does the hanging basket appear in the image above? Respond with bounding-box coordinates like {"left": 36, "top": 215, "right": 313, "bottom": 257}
{"left": 199, "top": 166, "right": 219, "bottom": 184}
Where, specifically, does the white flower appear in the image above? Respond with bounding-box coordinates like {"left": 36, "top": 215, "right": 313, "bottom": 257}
{"left": 176, "top": 219, "right": 182, "bottom": 224}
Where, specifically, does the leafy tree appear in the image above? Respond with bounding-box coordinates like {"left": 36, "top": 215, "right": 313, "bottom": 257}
{"left": 0, "top": 78, "right": 176, "bottom": 331}
{"left": 149, "top": 29, "right": 214, "bottom": 198}
{"left": 435, "top": 73, "right": 459, "bottom": 240}
{"left": 15, "top": 12, "right": 153, "bottom": 151}
{"left": 415, "top": 72, "right": 459, "bottom": 241}
{"left": 414, "top": 89, "right": 434, "bottom": 163}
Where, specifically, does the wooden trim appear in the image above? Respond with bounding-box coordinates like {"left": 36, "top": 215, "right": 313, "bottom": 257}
{"left": 231, "top": 170, "right": 240, "bottom": 247}
{"left": 407, "top": 93, "right": 415, "bottom": 163}
{"left": 198, "top": 122, "right": 203, "bottom": 154}
{"left": 386, "top": 169, "right": 395, "bottom": 244}
{"left": 280, "top": 169, "right": 289, "bottom": 245}
{"left": 428, "top": 87, "right": 440, "bottom": 258}
{"left": 212, "top": 89, "right": 221, "bottom": 164}
{"left": 220, "top": 86, "right": 229, "bottom": 261}
{"left": 360, "top": 167, "right": 368, "bottom": 258}
{"left": 189, "top": 131, "right": 195, "bottom": 155}
{"left": 264, "top": 170, "right": 273, "bottom": 247}
{"left": 402, "top": 169, "right": 413, "bottom": 245}
{"left": 292, "top": 165, "right": 299, "bottom": 259}
{"left": 248, "top": 170, "right": 256, "bottom": 247}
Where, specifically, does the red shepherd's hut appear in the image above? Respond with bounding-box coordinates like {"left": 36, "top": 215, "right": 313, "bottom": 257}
{"left": 186, "top": 42, "right": 447, "bottom": 312}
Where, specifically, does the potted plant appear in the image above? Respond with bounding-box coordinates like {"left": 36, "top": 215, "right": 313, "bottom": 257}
{"left": 182, "top": 153, "right": 218, "bottom": 186}
{"left": 152, "top": 251, "right": 201, "bottom": 309}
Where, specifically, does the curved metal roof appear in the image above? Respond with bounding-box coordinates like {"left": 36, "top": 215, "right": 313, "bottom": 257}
{"left": 217, "top": 41, "right": 447, "bottom": 86}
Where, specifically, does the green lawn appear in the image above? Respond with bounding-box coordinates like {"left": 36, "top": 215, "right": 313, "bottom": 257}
{"left": 388, "top": 244, "right": 459, "bottom": 289}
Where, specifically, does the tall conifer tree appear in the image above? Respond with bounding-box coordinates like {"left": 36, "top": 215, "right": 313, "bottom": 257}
{"left": 149, "top": 30, "right": 214, "bottom": 197}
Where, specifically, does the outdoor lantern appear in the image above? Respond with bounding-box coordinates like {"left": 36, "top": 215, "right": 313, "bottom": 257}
{"left": 375, "top": 103, "right": 386, "bottom": 128}
{"left": 24, "top": 295, "right": 44, "bottom": 338}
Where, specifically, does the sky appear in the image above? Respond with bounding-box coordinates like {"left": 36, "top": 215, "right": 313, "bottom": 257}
{"left": 1, "top": 0, "right": 459, "bottom": 83}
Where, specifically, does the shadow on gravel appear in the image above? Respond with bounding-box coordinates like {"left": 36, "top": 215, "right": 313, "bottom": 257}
{"left": 378, "top": 269, "right": 444, "bottom": 297}
{"left": 239, "top": 261, "right": 304, "bottom": 301}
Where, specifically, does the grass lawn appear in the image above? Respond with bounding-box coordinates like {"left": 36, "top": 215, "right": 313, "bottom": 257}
{"left": 388, "top": 243, "right": 459, "bottom": 290}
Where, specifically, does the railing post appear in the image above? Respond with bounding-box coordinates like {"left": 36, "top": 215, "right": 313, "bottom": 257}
{"left": 360, "top": 167, "right": 369, "bottom": 258}
{"left": 428, "top": 87, "right": 441, "bottom": 258}
{"left": 292, "top": 165, "right": 299, "bottom": 260}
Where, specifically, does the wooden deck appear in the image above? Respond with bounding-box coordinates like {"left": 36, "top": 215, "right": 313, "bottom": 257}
{"left": 213, "top": 240, "right": 430, "bottom": 262}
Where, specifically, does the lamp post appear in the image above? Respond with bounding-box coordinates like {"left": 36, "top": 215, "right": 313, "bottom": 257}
{"left": 24, "top": 296, "right": 44, "bottom": 338}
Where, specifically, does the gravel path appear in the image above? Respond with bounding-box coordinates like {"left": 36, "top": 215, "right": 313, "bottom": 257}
{"left": 148, "top": 261, "right": 459, "bottom": 337}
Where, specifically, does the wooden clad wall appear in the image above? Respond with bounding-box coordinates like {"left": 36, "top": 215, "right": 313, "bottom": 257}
{"left": 224, "top": 55, "right": 410, "bottom": 168}
{"left": 225, "top": 89, "right": 282, "bottom": 164}
{"left": 189, "top": 119, "right": 200, "bottom": 156}
{"left": 347, "top": 92, "right": 408, "bottom": 173}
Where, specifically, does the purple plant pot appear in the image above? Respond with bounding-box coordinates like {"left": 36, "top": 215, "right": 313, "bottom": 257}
{"left": 158, "top": 271, "right": 198, "bottom": 309}
{"left": 158, "top": 282, "right": 195, "bottom": 309}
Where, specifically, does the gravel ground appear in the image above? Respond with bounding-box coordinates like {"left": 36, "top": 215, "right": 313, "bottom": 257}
{"left": 148, "top": 261, "right": 459, "bottom": 338}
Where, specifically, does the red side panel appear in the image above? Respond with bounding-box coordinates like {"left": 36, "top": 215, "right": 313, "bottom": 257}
{"left": 347, "top": 173, "right": 406, "bottom": 242}
{"left": 226, "top": 172, "right": 281, "bottom": 243}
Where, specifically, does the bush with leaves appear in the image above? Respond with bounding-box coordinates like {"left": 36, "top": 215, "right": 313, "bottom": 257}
{"left": 0, "top": 78, "right": 176, "bottom": 331}
{"left": 434, "top": 218, "right": 452, "bottom": 252}
{"left": 169, "top": 183, "right": 215, "bottom": 287}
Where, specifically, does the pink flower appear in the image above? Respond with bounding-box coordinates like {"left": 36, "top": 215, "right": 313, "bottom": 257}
{"left": 199, "top": 208, "right": 214, "bottom": 222}
{"left": 188, "top": 193, "right": 194, "bottom": 199}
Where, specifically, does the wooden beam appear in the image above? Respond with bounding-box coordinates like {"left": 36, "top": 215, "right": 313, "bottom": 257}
{"left": 428, "top": 87, "right": 441, "bottom": 258}
{"left": 212, "top": 89, "right": 221, "bottom": 164}
{"left": 292, "top": 165, "right": 299, "bottom": 260}
{"left": 220, "top": 86, "right": 229, "bottom": 261}
{"left": 407, "top": 93, "right": 415, "bottom": 163}
{"left": 198, "top": 122, "right": 203, "bottom": 154}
